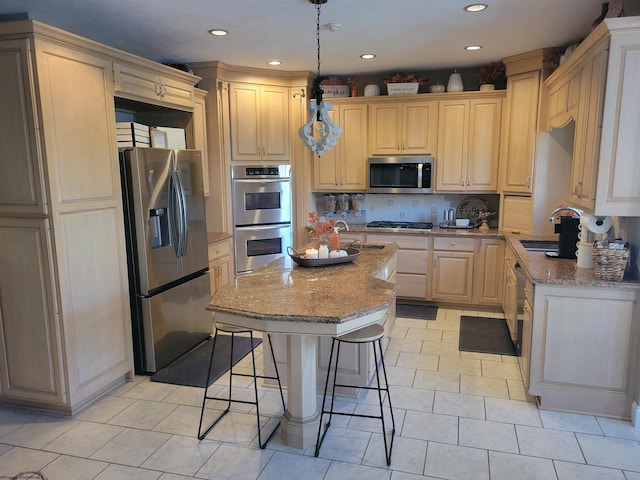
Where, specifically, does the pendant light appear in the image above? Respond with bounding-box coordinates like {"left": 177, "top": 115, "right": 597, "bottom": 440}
{"left": 298, "top": 0, "right": 342, "bottom": 157}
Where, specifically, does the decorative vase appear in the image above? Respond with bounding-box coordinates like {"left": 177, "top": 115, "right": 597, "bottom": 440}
{"left": 447, "top": 70, "right": 464, "bottom": 92}
{"left": 479, "top": 84, "right": 495, "bottom": 91}
{"left": 479, "top": 220, "right": 490, "bottom": 232}
{"left": 364, "top": 84, "right": 380, "bottom": 96}
{"left": 351, "top": 84, "right": 358, "bottom": 97}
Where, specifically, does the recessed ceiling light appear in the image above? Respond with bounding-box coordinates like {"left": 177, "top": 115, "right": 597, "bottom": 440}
{"left": 465, "top": 45, "right": 482, "bottom": 51}
{"left": 208, "top": 29, "right": 229, "bottom": 36}
{"left": 360, "top": 54, "right": 376, "bottom": 60}
{"left": 464, "top": 4, "right": 488, "bottom": 12}
{"left": 268, "top": 60, "right": 282, "bottom": 66}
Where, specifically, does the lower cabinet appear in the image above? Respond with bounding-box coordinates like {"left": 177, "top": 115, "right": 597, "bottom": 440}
{"left": 529, "top": 284, "right": 639, "bottom": 418}
{"left": 473, "top": 238, "right": 505, "bottom": 305}
{"left": 431, "top": 237, "right": 475, "bottom": 303}
{"left": 208, "top": 237, "right": 233, "bottom": 296}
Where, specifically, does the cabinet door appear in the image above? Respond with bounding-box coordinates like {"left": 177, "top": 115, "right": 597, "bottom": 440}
{"left": 193, "top": 89, "right": 210, "bottom": 196}
{"left": 402, "top": 100, "right": 438, "bottom": 154}
{"left": 436, "top": 100, "right": 468, "bottom": 191}
{"left": 261, "top": 85, "right": 290, "bottom": 161}
{"left": 313, "top": 109, "right": 340, "bottom": 189}
{"left": 501, "top": 71, "right": 540, "bottom": 193}
{"left": 0, "top": 39, "right": 45, "bottom": 216}
{"left": 431, "top": 252, "right": 474, "bottom": 302}
{"left": 474, "top": 238, "right": 504, "bottom": 306}
{"left": 0, "top": 218, "right": 64, "bottom": 404}
{"left": 467, "top": 98, "right": 502, "bottom": 191}
{"left": 338, "top": 104, "right": 367, "bottom": 190}
{"left": 229, "top": 83, "right": 262, "bottom": 161}
{"left": 368, "top": 103, "right": 402, "bottom": 154}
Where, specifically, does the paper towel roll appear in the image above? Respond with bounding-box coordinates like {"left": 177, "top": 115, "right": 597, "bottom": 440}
{"left": 587, "top": 215, "right": 613, "bottom": 234}
{"left": 576, "top": 243, "right": 594, "bottom": 269}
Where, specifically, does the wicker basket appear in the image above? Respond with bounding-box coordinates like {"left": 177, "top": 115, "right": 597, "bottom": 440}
{"left": 592, "top": 246, "right": 629, "bottom": 281}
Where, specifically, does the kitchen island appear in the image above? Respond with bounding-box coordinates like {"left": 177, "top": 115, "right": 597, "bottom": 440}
{"left": 207, "top": 243, "right": 397, "bottom": 448}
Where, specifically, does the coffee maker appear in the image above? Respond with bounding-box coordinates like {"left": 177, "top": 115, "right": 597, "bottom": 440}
{"left": 555, "top": 216, "right": 580, "bottom": 259}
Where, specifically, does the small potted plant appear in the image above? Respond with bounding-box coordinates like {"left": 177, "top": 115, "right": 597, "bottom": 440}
{"left": 383, "top": 73, "right": 428, "bottom": 95}
{"left": 472, "top": 62, "right": 505, "bottom": 90}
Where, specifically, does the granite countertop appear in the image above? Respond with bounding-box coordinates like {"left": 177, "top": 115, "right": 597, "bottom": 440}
{"left": 504, "top": 233, "right": 639, "bottom": 289}
{"left": 345, "top": 224, "right": 503, "bottom": 238}
{"left": 208, "top": 243, "right": 398, "bottom": 324}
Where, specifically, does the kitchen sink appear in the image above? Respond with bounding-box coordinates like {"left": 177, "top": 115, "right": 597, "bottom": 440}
{"left": 355, "top": 244, "right": 386, "bottom": 250}
{"left": 519, "top": 239, "right": 559, "bottom": 252}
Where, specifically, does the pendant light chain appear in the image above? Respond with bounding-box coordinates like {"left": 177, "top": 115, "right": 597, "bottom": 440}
{"left": 316, "top": 1, "right": 321, "bottom": 78}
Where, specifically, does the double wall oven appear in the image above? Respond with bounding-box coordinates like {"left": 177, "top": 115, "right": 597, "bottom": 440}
{"left": 232, "top": 165, "right": 292, "bottom": 274}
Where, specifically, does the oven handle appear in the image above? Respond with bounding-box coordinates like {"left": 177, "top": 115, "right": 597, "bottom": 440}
{"left": 235, "top": 223, "right": 291, "bottom": 231}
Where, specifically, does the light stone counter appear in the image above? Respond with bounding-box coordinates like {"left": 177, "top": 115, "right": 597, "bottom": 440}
{"left": 207, "top": 243, "right": 398, "bottom": 448}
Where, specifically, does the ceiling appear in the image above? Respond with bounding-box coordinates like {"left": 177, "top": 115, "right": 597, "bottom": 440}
{"left": 0, "top": 0, "right": 635, "bottom": 76}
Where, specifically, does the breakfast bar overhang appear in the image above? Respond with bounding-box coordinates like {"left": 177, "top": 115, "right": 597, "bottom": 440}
{"left": 207, "top": 244, "right": 398, "bottom": 448}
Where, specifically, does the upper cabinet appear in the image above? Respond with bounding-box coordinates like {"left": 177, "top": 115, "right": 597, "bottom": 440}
{"left": 228, "top": 82, "right": 290, "bottom": 161}
{"left": 544, "top": 17, "right": 640, "bottom": 216}
{"left": 313, "top": 102, "right": 367, "bottom": 191}
{"left": 192, "top": 88, "right": 210, "bottom": 197}
{"left": 368, "top": 99, "right": 437, "bottom": 155}
{"left": 500, "top": 70, "right": 541, "bottom": 194}
{"left": 114, "top": 62, "right": 196, "bottom": 109}
{"left": 436, "top": 95, "right": 503, "bottom": 192}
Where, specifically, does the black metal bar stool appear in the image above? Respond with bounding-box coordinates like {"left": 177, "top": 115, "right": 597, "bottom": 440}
{"left": 197, "top": 323, "right": 286, "bottom": 449}
{"left": 315, "top": 323, "right": 395, "bottom": 465}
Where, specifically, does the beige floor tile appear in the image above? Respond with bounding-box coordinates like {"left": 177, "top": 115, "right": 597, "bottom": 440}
{"left": 387, "top": 337, "right": 423, "bottom": 353}
{"left": 516, "top": 425, "right": 585, "bottom": 462}
{"left": 107, "top": 399, "right": 179, "bottom": 430}
{"left": 459, "top": 417, "right": 519, "bottom": 453}
{"left": 506, "top": 379, "right": 534, "bottom": 402}
{"left": 460, "top": 375, "right": 509, "bottom": 398}
{"left": 141, "top": 434, "right": 220, "bottom": 476}
{"left": 363, "top": 433, "right": 426, "bottom": 474}
{"left": 395, "top": 351, "right": 439, "bottom": 370}
{"left": 152, "top": 404, "right": 208, "bottom": 437}
{"left": 576, "top": 433, "right": 640, "bottom": 471}
{"left": 384, "top": 366, "right": 416, "bottom": 386}
{"left": 256, "top": 450, "right": 331, "bottom": 480}
{"left": 395, "top": 318, "right": 430, "bottom": 329}
{"left": 413, "top": 370, "right": 460, "bottom": 393}
{"left": 43, "top": 420, "right": 124, "bottom": 457}
{"left": 0, "top": 446, "right": 58, "bottom": 477}
{"left": 424, "top": 442, "right": 489, "bottom": 480}
{"left": 389, "top": 385, "right": 434, "bottom": 412}
{"left": 313, "top": 425, "right": 371, "bottom": 463}
{"left": 196, "top": 443, "right": 274, "bottom": 480}
{"left": 554, "top": 460, "right": 626, "bottom": 480}
{"left": 0, "top": 408, "right": 39, "bottom": 438}
{"left": 120, "top": 378, "right": 179, "bottom": 401}
{"left": 0, "top": 415, "right": 79, "bottom": 449}
{"left": 401, "top": 410, "right": 458, "bottom": 444}
{"left": 438, "top": 356, "right": 482, "bottom": 376}
{"left": 162, "top": 385, "right": 211, "bottom": 407}
{"left": 432, "top": 391, "right": 486, "bottom": 419}
{"left": 76, "top": 394, "right": 137, "bottom": 423}
{"left": 41, "top": 454, "right": 109, "bottom": 480}
{"left": 324, "top": 458, "right": 392, "bottom": 480}
{"left": 489, "top": 450, "right": 556, "bottom": 480}
{"left": 485, "top": 397, "right": 542, "bottom": 427}
{"left": 90, "top": 427, "right": 171, "bottom": 466}
{"left": 422, "top": 340, "right": 462, "bottom": 358}
{"left": 539, "top": 410, "right": 603, "bottom": 435}
{"left": 596, "top": 416, "right": 640, "bottom": 441}
{"left": 407, "top": 327, "right": 443, "bottom": 342}
{"left": 441, "top": 329, "right": 460, "bottom": 344}
{"left": 481, "top": 360, "right": 522, "bottom": 380}
{"left": 94, "top": 463, "right": 162, "bottom": 480}
{"left": 390, "top": 326, "right": 409, "bottom": 338}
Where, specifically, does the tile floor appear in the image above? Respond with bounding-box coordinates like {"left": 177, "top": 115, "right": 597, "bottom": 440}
{"left": 1, "top": 308, "right": 640, "bottom": 479}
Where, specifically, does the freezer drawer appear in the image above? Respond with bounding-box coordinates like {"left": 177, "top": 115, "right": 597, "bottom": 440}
{"left": 140, "top": 272, "right": 213, "bottom": 372}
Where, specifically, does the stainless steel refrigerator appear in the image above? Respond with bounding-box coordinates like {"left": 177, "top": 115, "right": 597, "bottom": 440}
{"left": 120, "top": 147, "right": 212, "bottom": 373}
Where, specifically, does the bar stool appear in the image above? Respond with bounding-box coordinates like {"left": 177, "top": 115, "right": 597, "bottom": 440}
{"left": 197, "top": 323, "right": 286, "bottom": 449}
{"left": 315, "top": 323, "right": 395, "bottom": 465}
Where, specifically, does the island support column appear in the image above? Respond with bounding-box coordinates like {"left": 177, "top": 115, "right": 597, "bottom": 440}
{"left": 280, "top": 334, "right": 320, "bottom": 448}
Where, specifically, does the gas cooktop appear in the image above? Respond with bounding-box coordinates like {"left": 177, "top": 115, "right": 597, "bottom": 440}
{"left": 366, "top": 221, "right": 433, "bottom": 230}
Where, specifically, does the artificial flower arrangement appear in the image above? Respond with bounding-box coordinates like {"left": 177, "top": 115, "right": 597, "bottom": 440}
{"left": 308, "top": 211, "right": 337, "bottom": 245}
{"left": 472, "top": 62, "right": 506, "bottom": 85}
{"left": 383, "top": 73, "right": 429, "bottom": 85}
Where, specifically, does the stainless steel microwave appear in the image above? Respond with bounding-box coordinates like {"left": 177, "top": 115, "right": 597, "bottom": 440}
{"left": 367, "top": 157, "right": 434, "bottom": 194}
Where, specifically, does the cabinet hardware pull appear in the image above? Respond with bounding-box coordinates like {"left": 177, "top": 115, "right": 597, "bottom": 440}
{"left": 460, "top": 176, "right": 465, "bottom": 186}
{"left": 526, "top": 175, "right": 531, "bottom": 187}
{"left": 467, "top": 176, "right": 471, "bottom": 186}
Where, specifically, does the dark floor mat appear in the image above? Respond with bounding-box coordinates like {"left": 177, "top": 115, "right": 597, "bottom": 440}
{"left": 396, "top": 303, "right": 438, "bottom": 320}
{"left": 150, "top": 334, "right": 262, "bottom": 388}
{"left": 459, "top": 316, "right": 516, "bottom": 356}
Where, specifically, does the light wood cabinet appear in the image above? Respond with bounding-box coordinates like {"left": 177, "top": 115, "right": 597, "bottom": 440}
{"left": 436, "top": 96, "right": 502, "bottom": 192}
{"left": 500, "top": 70, "right": 540, "bottom": 194}
{"left": 0, "top": 27, "right": 133, "bottom": 413}
{"left": 431, "top": 236, "right": 475, "bottom": 303}
{"left": 193, "top": 88, "right": 210, "bottom": 197}
{"left": 228, "top": 82, "right": 289, "bottom": 161}
{"left": 368, "top": 100, "right": 437, "bottom": 155}
{"left": 473, "top": 238, "right": 505, "bottom": 306}
{"left": 529, "top": 284, "right": 639, "bottom": 418}
{"left": 546, "top": 69, "right": 581, "bottom": 130}
{"left": 313, "top": 102, "right": 367, "bottom": 191}
{"left": 208, "top": 237, "right": 233, "bottom": 296}
{"left": 366, "top": 233, "right": 428, "bottom": 300}
{"left": 114, "top": 61, "right": 195, "bottom": 109}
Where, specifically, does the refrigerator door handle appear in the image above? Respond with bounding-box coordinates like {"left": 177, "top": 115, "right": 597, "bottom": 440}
{"left": 167, "top": 171, "right": 181, "bottom": 258}
{"left": 173, "top": 168, "right": 188, "bottom": 257}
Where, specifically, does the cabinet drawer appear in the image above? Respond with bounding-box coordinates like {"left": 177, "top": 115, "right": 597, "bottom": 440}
{"left": 397, "top": 250, "right": 428, "bottom": 274}
{"left": 366, "top": 233, "right": 428, "bottom": 250}
{"left": 208, "top": 238, "right": 231, "bottom": 261}
{"left": 397, "top": 273, "right": 427, "bottom": 299}
{"left": 433, "top": 236, "right": 475, "bottom": 252}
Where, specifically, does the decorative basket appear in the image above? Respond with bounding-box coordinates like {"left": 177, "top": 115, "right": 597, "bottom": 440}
{"left": 592, "top": 246, "right": 629, "bottom": 281}
{"left": 386, "top": 83, "right": 420, "bottom": 95}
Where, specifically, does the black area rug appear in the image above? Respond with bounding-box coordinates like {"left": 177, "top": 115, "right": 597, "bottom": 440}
{"left": 150, "top": 334, "right": 262, "bottom": 388}
{"left": 459, "top": 316, "right": 516, "bottom": 356}
{"left": 396, "top": 303, "right": 438, "bottom": 320}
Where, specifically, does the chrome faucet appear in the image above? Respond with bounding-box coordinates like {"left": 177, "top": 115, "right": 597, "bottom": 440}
{"left": 334, "top": 220, "right": 350, "bottom": 232}
{"left": 549, "top": 206, "right": 582, "bottom": 223}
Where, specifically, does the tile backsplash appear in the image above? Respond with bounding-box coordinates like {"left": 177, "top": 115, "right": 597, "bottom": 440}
{"left": 313, "top": 193, "right": 501, "bottom": 227}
